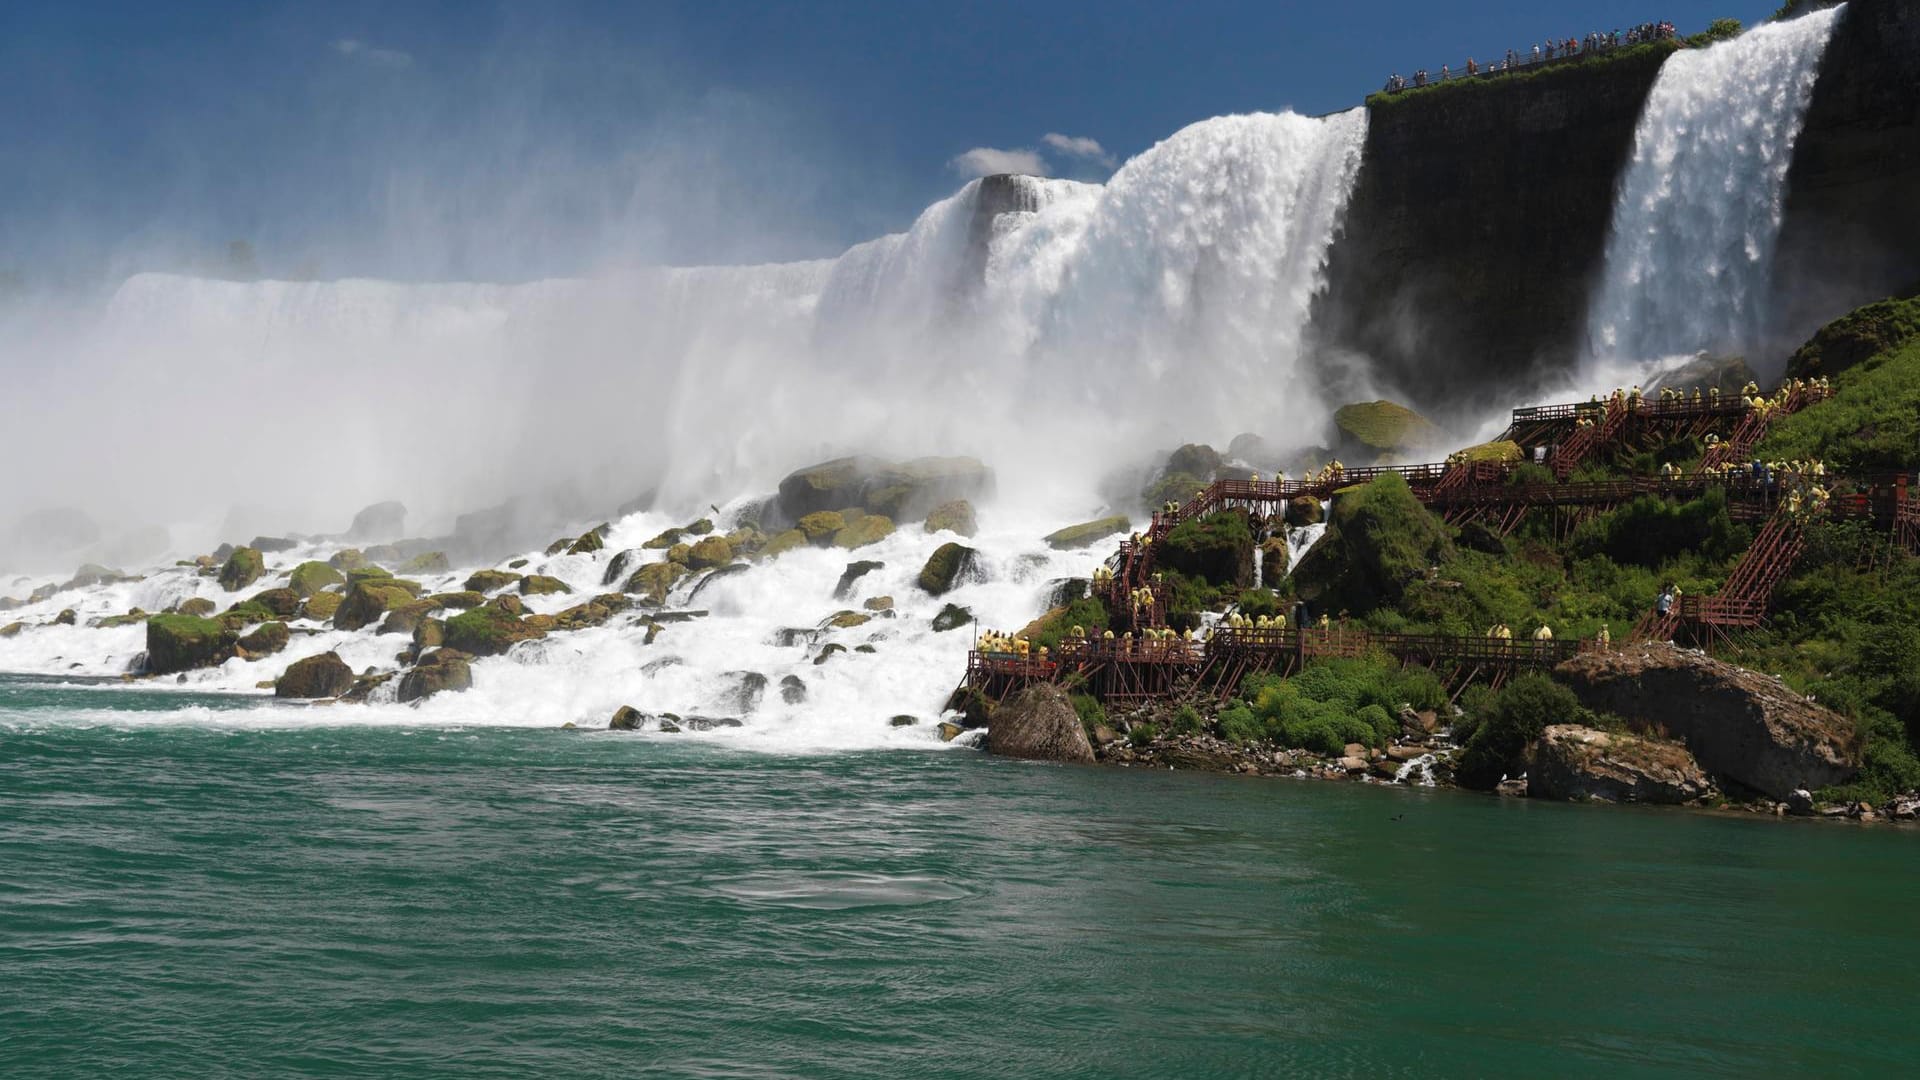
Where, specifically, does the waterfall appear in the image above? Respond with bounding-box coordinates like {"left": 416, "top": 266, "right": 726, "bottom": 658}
{"left": 1583, "top": 7, "right": 1844, "bottom": 372}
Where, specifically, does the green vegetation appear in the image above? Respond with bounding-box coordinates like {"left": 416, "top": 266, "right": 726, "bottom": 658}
{"left": 1786, "top": 292, "right": 1920, "bottom": 380}
{"left": 918, "top": 542, "right": 976, "bottom": 596}
{"left": 288, "top": 561, "right": 344, "bottom": 597}
{"left": 1218, "top": 660, "right": 1445, "bottom": 753}
{"left": 145, "top": 614, "right": 237, "bottom": 675}
{"left": 1070, "top": 693, "right": 1107, "bottom": 736}
{"left": 1453, "top": 674, "right": 1591, "bottom": 789}
{"left": 1333, "top": 401, "right": 1441, "bottom": 457}
{"left": 216, "top": 547, "right": 264, "bottom": 592}
{"left": 1296, "top": 473, "right": 1452, "bottom": 614}
{"left": 1159, "top": 511, "right": 1254, "bottom": 589}
{"left": 443, "top": 605, "right": 542, "bottom": 657}
{"left": 1023, "top": 595, "right": 1111, "bottom": 654}
{"left": 1045, "top": 516, "right": 1130, "bottom": 551}
{"left": 1686, "top": 19, "right": 1743, "bottom": 47}
{"left": 1761, "top": 336, "right": 1920, "bottom": 473}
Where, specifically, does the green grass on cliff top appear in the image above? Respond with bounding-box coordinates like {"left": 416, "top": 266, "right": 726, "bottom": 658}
{"left": 1365, "top": 39, "right": 1680, "bottom": 110}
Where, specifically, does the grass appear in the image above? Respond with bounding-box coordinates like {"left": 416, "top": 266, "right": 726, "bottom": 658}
{"left": 1760, "top": 338, "right": 1920, "bottom": 473}
{"left": 1365, "top": 39, "right": 1680, "bottom": 110}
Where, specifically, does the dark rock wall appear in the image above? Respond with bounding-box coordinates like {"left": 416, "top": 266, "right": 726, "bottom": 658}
{"left": 1307, "top": 0, "right": 1918, "bottom": 413}
{"left": 1770, "top": 0, "right": 1920, "bottom": 356}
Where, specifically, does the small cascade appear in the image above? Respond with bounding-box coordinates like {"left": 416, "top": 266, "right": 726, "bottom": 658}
{"left": 1584, "top": 7, "right": 1845, "bottom": 370}
{"left": 1287, "top": 523, "right": 1329, "bottom": 569}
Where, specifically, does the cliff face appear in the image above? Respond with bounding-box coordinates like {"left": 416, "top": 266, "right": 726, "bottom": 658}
{"left": 1770, "top": 0, "right": 1920, "bottom": 355}
{"left": 1309, "top": 0, "right": 1918, "bottom": 411}
{"left": 1308, "top": 46, "right": 1675, "bottom": 414}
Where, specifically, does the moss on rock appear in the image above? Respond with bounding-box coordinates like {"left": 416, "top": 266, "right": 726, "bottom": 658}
{"left": 177, "top": 597, "right": 217, "bottom": 617}
{"left": 328, "top": 549, "right": 367, "bottom": 571}
{"left": 1333, "top": 401, "right": 1443, "bottom": 457}
{"left": 397, "top": 649, "right": 474, "bottom": 702}
{"left": 288, "top": 561, "right": 345, "bottom": 597}
{"left": 334, "top": 580, "right": 422, "bottom": 632}
{"left": 400, "top": 551, "right": 451, "bottom": 575}
{"left": 918, "top": 542, "right": 978, "bottom": 596}
{"left": 796, "top": 511, "right": 846, "bottom": 545}
{"left": 300, "top": 592, "right": 342, "bottom": 622}
{"left": 687, "top": 536, "right": 734, "bottom": 569}
{"left": 217, "top": 547, "right": 265, "bottom": 592}
{"left": 236, "top": 621, "right": 290, "bottom": 657}
{"left": 833, "top": 515, "right": 894, "bottom": 550}
{"left": 464, "top": 569, "right": 519, "bottom": 594}
{"left": 922, "top": 499, "right": 978, "bottom": 537}
{"left": 519, "top": 574, "right": 573, "bottom": 596}
{"left": 759, "top": 530, "right": 807, "bottom": 560}
{"left": 1044, "top": 516, "right": 1130, "bottom": 551}
{"left": 275, "top": 651, "right": 354, "bottom": 699}
{"left": 443, "top": 607, "right": 544, "bottom": 657}
{"left": 624, "top": 561, "right": 688, "bottom": 603}
{"left": 146, "top": 614, "right": 238, "bottom": 675}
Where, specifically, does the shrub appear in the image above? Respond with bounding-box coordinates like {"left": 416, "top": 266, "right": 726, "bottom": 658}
{"left": 1454, "top": 674, "right": 1588, "bottom": 790}
{"left": 1070, "top": 693, "right": 1107, "bottom": 735}
{"left": 1128, "top": 722, "right": 1158, "bottom": 747}
{"left": 1170, "top": 704, "right": 1205, "bottom": 736}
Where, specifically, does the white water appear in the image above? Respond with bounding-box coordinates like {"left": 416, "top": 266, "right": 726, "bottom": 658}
{"left": 1, "top": 107, "right": 1371, "bottom": 744}
{"left": 1583, "top": 7, "right": 1843, "bottom": 374}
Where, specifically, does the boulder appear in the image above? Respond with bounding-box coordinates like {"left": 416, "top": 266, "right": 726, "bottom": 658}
{"left": 724, "top": 671, "right": 769, "bottom": 714}
{"left": 609, "top": 705, "right": 643, "bottom": 731}
{"left": 246, "top": 587, "right": 303, "bottom": 619}
{"left": 1259, "top": 536, "right": 1290, "bottom": 579}
{"left": 1453, "top": 439, "right": 1524, "bottom": 465}
{"left": 863, "top": 595, "right": 894, "bottom": 612}
{"left": 145, "top": 614, "right": 238, "bottom": 675}
{"left": 760, "top": 529, "right": 807, "bottom": 560}
{"left": 53, "top": 608, "right": 76, "bottom": 626}
{"left": 1044, "top": 516, "right": 1129, "bottom": 551}
{"left": 397, "top": 649, "right": 474, "bottom": 702}
{"left": 348, "top": 501, "right": 407, "bottom": 541}
{"left": 400, "top": 551, "right": 450, "bottom": 576}
{"left": 413, "top": 617, "right": 446, "bottom": 651}
{"left": 567, "top": 529, "right": 606, "bottom": 556}
{"left": 1227, "top": 433, "right": 1284, "bottom": 469}
{"left": 642, "top": 527, "right": 684, "bottom": 550}
{"left": 378, "top": 599, "right": 445, "bottom": 637}
{"left": 1284, "top": 496, "right": 1323, "bottom": 528}
{"left": 1529, "top": 725, "right": 1714, "bottom": 804}
{"left": 777, "top": 455, "right": 994, "bottom": 521}
{"left": 987, "top": 684, "right": 1095, "bottom": 764}
{"left": 932, "top": 603, "right": 972, "bottom": 633}
{"left": 66, "top": 563, "right": 128, "bottom": 589}
{"left": 922, "top": 500, "right": 978, "bottom": 537}
{"left": 796, "top": 511, "right": 846, "bottom": 545}
{"left": 554, "top": 594, "right": 631, "bottom": 631}
{"left": 666, "top": 542, "right": 693, "bottom": 565}
{"left": 333, "top": 580, "right": 421, "bottom": 632}
{"left": 236, "top": 621, "right": 290, "bottom": 657}
{"left": 519, "top": 574, "right": 572, "bottom": 596}
{"left": 779, "top": 675, "right": 807, "bottom": 704}
{"left": 1555, "top": 643, "right": 1856, "bottom": 799}
{"left": 834, "top": 560, "right": 884, "bottom": 600}
{"left": 824, "top": 610, "right": 872, "bottom": 630}
{"left": 918, "top": 543, "right": 978, "bottom": 596}
{"left": 1332, "top": 401, "right": 1443, "bottom": 459}
{"left": 300, "top": 592, "right": 342, "bottom": 621}
{"left": 834, "top": 516, "right": 895, "bottom": 550}
{"left": 488, "top": 593, "right": 526, "bottom": 616}
{"left": 328, "top": 548, "right": 367, "bottom": 570}
{"left": 425, "top": 590, "right": 485, "bottom": 611}
{"left": 464, "top": 569, "right": 519, "bottom": 594}
{"left": 288, "top": 561, "right": 345, "bottom": 597}
{"left": 177, "top": 597, "right": 217, "bottom": 617}
{"left": 275, "top": 651, "right": 355, "bottom": 698}
{"left": 1159, "top": 510, "right": 1255, "bottom": 588}
{"left": 442, "top": 605, "right": 544, "bottom": 657}
{"left": 217, "top": 547, "right": 265, "bottom": 592}
{"left": 0, "top": 621, "right": 20, "bottom": 638}
{"left": 603, "top": 550, "right": 641, "bottom": 588}
{"left": 687, "top": 536, "right": 734, "bottom": 569}
{"left": 248, "top": 536, "right": 298, "bottom": 554}
{"left": 625, "top": 561, "right": 688, "bottom": 603}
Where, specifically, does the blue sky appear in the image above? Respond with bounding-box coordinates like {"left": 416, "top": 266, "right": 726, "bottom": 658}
{"left": 1, "top": 0, "right": 1778, "bottom": 283}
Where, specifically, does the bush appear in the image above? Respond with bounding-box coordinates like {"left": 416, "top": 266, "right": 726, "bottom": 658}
{"left": 1455, "top": 674, "right": 1588, "bottom": 790}
{"left": 1128, "top": 722, "right": 1158, "bottom": 747}
{"left": 1170, "top": 704, "right": 1205, "bottom": 736}
{"left": 1229, "top": 657, "right": 1428, "bottom": 751}
{"left": 1070, "top": 693, "right": 1107, "bottom": 735}
{"left": 1025, "top": 595, "right": 1111, "bottom": 654}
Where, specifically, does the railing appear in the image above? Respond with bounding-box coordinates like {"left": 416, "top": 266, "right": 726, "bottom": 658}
{"left": 1379, "top": 30, "right": 1680, "bottom": 96}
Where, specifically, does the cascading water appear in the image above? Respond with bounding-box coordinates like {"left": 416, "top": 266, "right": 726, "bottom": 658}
{"left": 1583, "top": 7, "right": 1844, "bottom": 374}
{"left": 1, "top": 107, "right": 1372, "bottom": 745}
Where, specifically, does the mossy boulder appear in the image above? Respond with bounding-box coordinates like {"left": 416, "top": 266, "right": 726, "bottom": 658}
{"left": 666, "top": 543, "right": 693, "bottom": 565}
{"left": 300, "top": 592, "right": 342, "bottom": 622}
{"left": 426, "top": 590, "right": 485, "bottom": 611}
{"left": 687, "top": 536, "right": 734, "bottom": 570}
{"left": 555, "top": 594, "right": 631, "bottom": 631}
{"left": 413, "top": 618, "right": 446, "bottom": 651}
{"left": 54, "top": 609, "right": 76, "bottom": 626}
{"left": 833, "top": 515, "right": 894, "bottom": 550}
{"left": 1260, "top": 536, "right": 1291, "bottom": 579}
{"left": 246, "top": 587, "right": 303, "bottom": 619}
{"left": 345, "top": 566, "right": 395, "bottom": 586}
{"left": 93, "top": 610, "right": 150, "bottom": 629}
{"left": 760, "top": 530, "right": 807, "bottom": 560}
{"left": 725, "top": 528, "right": 767, "bottom": 559}
{"left": 288, "top": 561, "right": 345, "bottom": 597}
{"left": 863, "top": 595, "right": 894, "bottom": 612}
{"left": 328, "top": 549, "right": 367, "bottom": 570}
{"left": 486, "top": 594, "right": 525, "bottom": 617}
{"left": 217, "top": 547, "right": 265, "bottom": 592}
{"left": 932, "top": 603, "right": 972, "bottom": 633}
{"left": 442, "top": 606, "right": 544, "bottom": 657}
{"left": 236, "top": 621, "right": 290, "bottom": 657}
{"left": 0, "top": 621, "right": 22, "bottom": 639}
{"left": 1044, "top": 516, "right": 1129, "bottom": 551}
{"left": 1159, "top": 511, "right": 1256, "bottom": 589}
{"left": 1787, "top": 293, "right": 1920, "bottom": 380}
{"left": 378, "top": 599, "right": 445, "bottom": 637}
{"left": 275, "top": 651, "right": 354, "bottom": 699}
{"left": 567, "top": 529, "right": 606, "bottom": 555}
{"left": 1332, "top": 401, "right": 1443, "bottom": 459}
{"left": 464, "top": 569, "right": 519, "bottom": 594}
{"left": 625, "top": 561, "right": 688, "bottom": 603}
{"left": 1454, "top": 440, "right": 1524, "bottom": 465}
{"left": 1285, "top": 496, "right": 1324, "bottom": 528}
{"left": 177, "top": 597, "right": 217, "bottom": 617}
{"left": 918, "top": 543, "right": 978, "bottom": 596}
{"left": 796, "top": 511, "right": 846, "bottom": 545}
{"left": 145, "top": 614, "right": 238, "bottom": 675}
{"left": 1292, "top": 473, "right": 1453, "bottom": 610}
{"left": 686, "top": 518, "right": 715, "bottom": 536}
{"left": 519, "top": 574, "right": 572, "bottom": 596}
{"left": 400, "top": 551, "right": 451, "bottom": 576}
{"left": 642, "top": 527, "right": 685, "bottom": 550}
{"left": 922, "top": 499, "right": 978, "bottom": 537}
{"left": 824, "top": 610, "right": 872, "bottom": 630}
{"left": 777, "top": 455, "right": 994, "bottom": 520}
{"left": 609, "top": 705, "right": 643, "bottom": 731}
{"left": 397, "top": 649, "right": 474, "bottom": 702}
{"left": 334, "top": 580, "right": 423, "bottom": 632}
{"left": 219, "top": 600, "right": 277, "bottom": 630}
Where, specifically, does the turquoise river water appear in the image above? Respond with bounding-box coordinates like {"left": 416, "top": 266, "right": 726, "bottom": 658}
{"left": 3, "top": 675, "right": 1918, "bottom": 1078}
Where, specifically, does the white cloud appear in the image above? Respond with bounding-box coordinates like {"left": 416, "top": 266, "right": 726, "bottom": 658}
{"left": 1042, "top": 132, "right": 1116, "bottom": 167}
{"left": 332, "top": 38, "right": 414, "bottom": 69}
{"left": 948, "top": 146, "right": 1049, "bottom": 178}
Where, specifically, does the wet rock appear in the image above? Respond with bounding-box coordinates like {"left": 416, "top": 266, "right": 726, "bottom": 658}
{"left": 1556, "top": 643, "right": 1857, "bottom": 799}
{"left": 425, "top": 590, "right": 485, "bottom": 611}
{"left": 300, "top": 592, "right": 342, "bottom": 622}
{"left": 724, "top": 671, "right": 769, "bottom": 714}
{"left": 554, "top": 594, "right": 631, "bottom": 631}
{"left": 249, "top": 536, "right": 298, "bottom": 554}
{"left": 833, "top": 515, "right": 895, "bottom": 550}
{"left": 687, "top": 536, "right": 733, "bottom": 569}
{"left": 397, "top": 649, "right": 473, "bottom": 703}
{"left": 1332, "top": 400, "right": 1443, "bottom": 460}
{"left": 1044, "top": 516, "right": 1129, "bottom": 551}
{"left": 1529, "top": 724, "right": 1713, "bottom": 804}
{"left": 777, "top": 455, "right": 993, "bottom": 522}
{"left": 834, "top": 560, "right": 884, "bottom": 600}
{"left": 413, "top": 617, "right": 446, "bottom": 651}
{"left": 334, "top": 580, "right": 422, "bottom": 632}
{"left": 217, "top": 547, "right": 265, "bottom": 592}
{"left": 464, "top": 569, "right": 519, "bottom": 594}
{"left": 932, "top": 603, "right": 972, "bottom": 633}
{"left": 625, "top": 561, "right": 688, "bottom": 604}
{"left": 863, "top": 595, "right": 894, "bottom": 612}
{"left": 348, "top": 501, "right": 407, "bottom": 542}
{"left": 329, "top": 548, "right": 368, "bottom": 571}
{"left": 681, "top": 716, "right": 744, "bottom": 732}
{"left": 145, "top": 614, "right": 238, "bottom": 675}
{"left": 603, "top": 550, "right": 641, "bottom": 588}
{"left": 176, "top": 597, "right": 217, "bottom": 618}
{"left": 657, "top": 717, "right": 683, "bottom": 733}
{"left": 923, "top": 499, "right": 978, "bottom": 537}
{"left": 1495, "top": 777, "right": 1530, "bottom": 798}
{"left": 288, "top": 561, "right": 345, "bottom": 597}
{"left": 760, "top": 529, "right": 807, "bottom": 559}
{"left": 1284, "top": 496, "right": 1323, "bottom": 528}
{"left": 246, "top": 587, "right": 303, "bottom": 619}
{"left": 519, "top": 574, "right": 572, "bottom": 597}
{"left": 275, "top": 651, "right": 354, "bottom": 699}
{"left": 779, "top": 675, "right": 807, "bottom": 704}
{"left": 987, "top": 684, "right": 1094, "bottom": 764}
{"left": 609, "top": 705, "right": 644, "bottom": 731}
{"left": 918, "top": 542, "right": 979, "bottom": 596}
{"left": 813, "top": 643, "right": 847, "bottom": 665}
{"left": 824, "top": 610, "right": 872, "bottom": 630}
{"left": 889, "top": 715, "right": 918, "bottom": 727}
{"left": 378, "top": 598, "right": 445, "bottom": 637}
{"left": 687, "top": 564, "right": 749, "bottom": 603}
{"left": 1786, "top": 788, "right": 1816, "bottom": 816}
{"left": 66, "top": 563, "right": 129, "bottom": 589}
{"left": 236, "top": 621, "right": 290, "bottom": 657}
{"left": 442, "top": 605, "right": 544, "bottom": 657}
{"left": 568, "top": 528, "right": 608, "bottom": 556}
{"left": 937, "top": 721, "right": 966, "bottom": 742}
{"left": 400, "top": 551, "right": 451, "bottom": 576}
{"left": 51, "top": 608, "right": 76, "bottom": 626}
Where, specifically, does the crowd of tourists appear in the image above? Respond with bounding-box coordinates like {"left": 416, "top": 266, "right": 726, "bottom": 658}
{"left": 1384, "top": 20, "right": 1679, "bottom": 92}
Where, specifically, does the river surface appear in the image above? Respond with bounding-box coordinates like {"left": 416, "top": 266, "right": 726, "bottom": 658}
{"left": 3, "top": 675, "right": 1917, "bottom": 1078}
